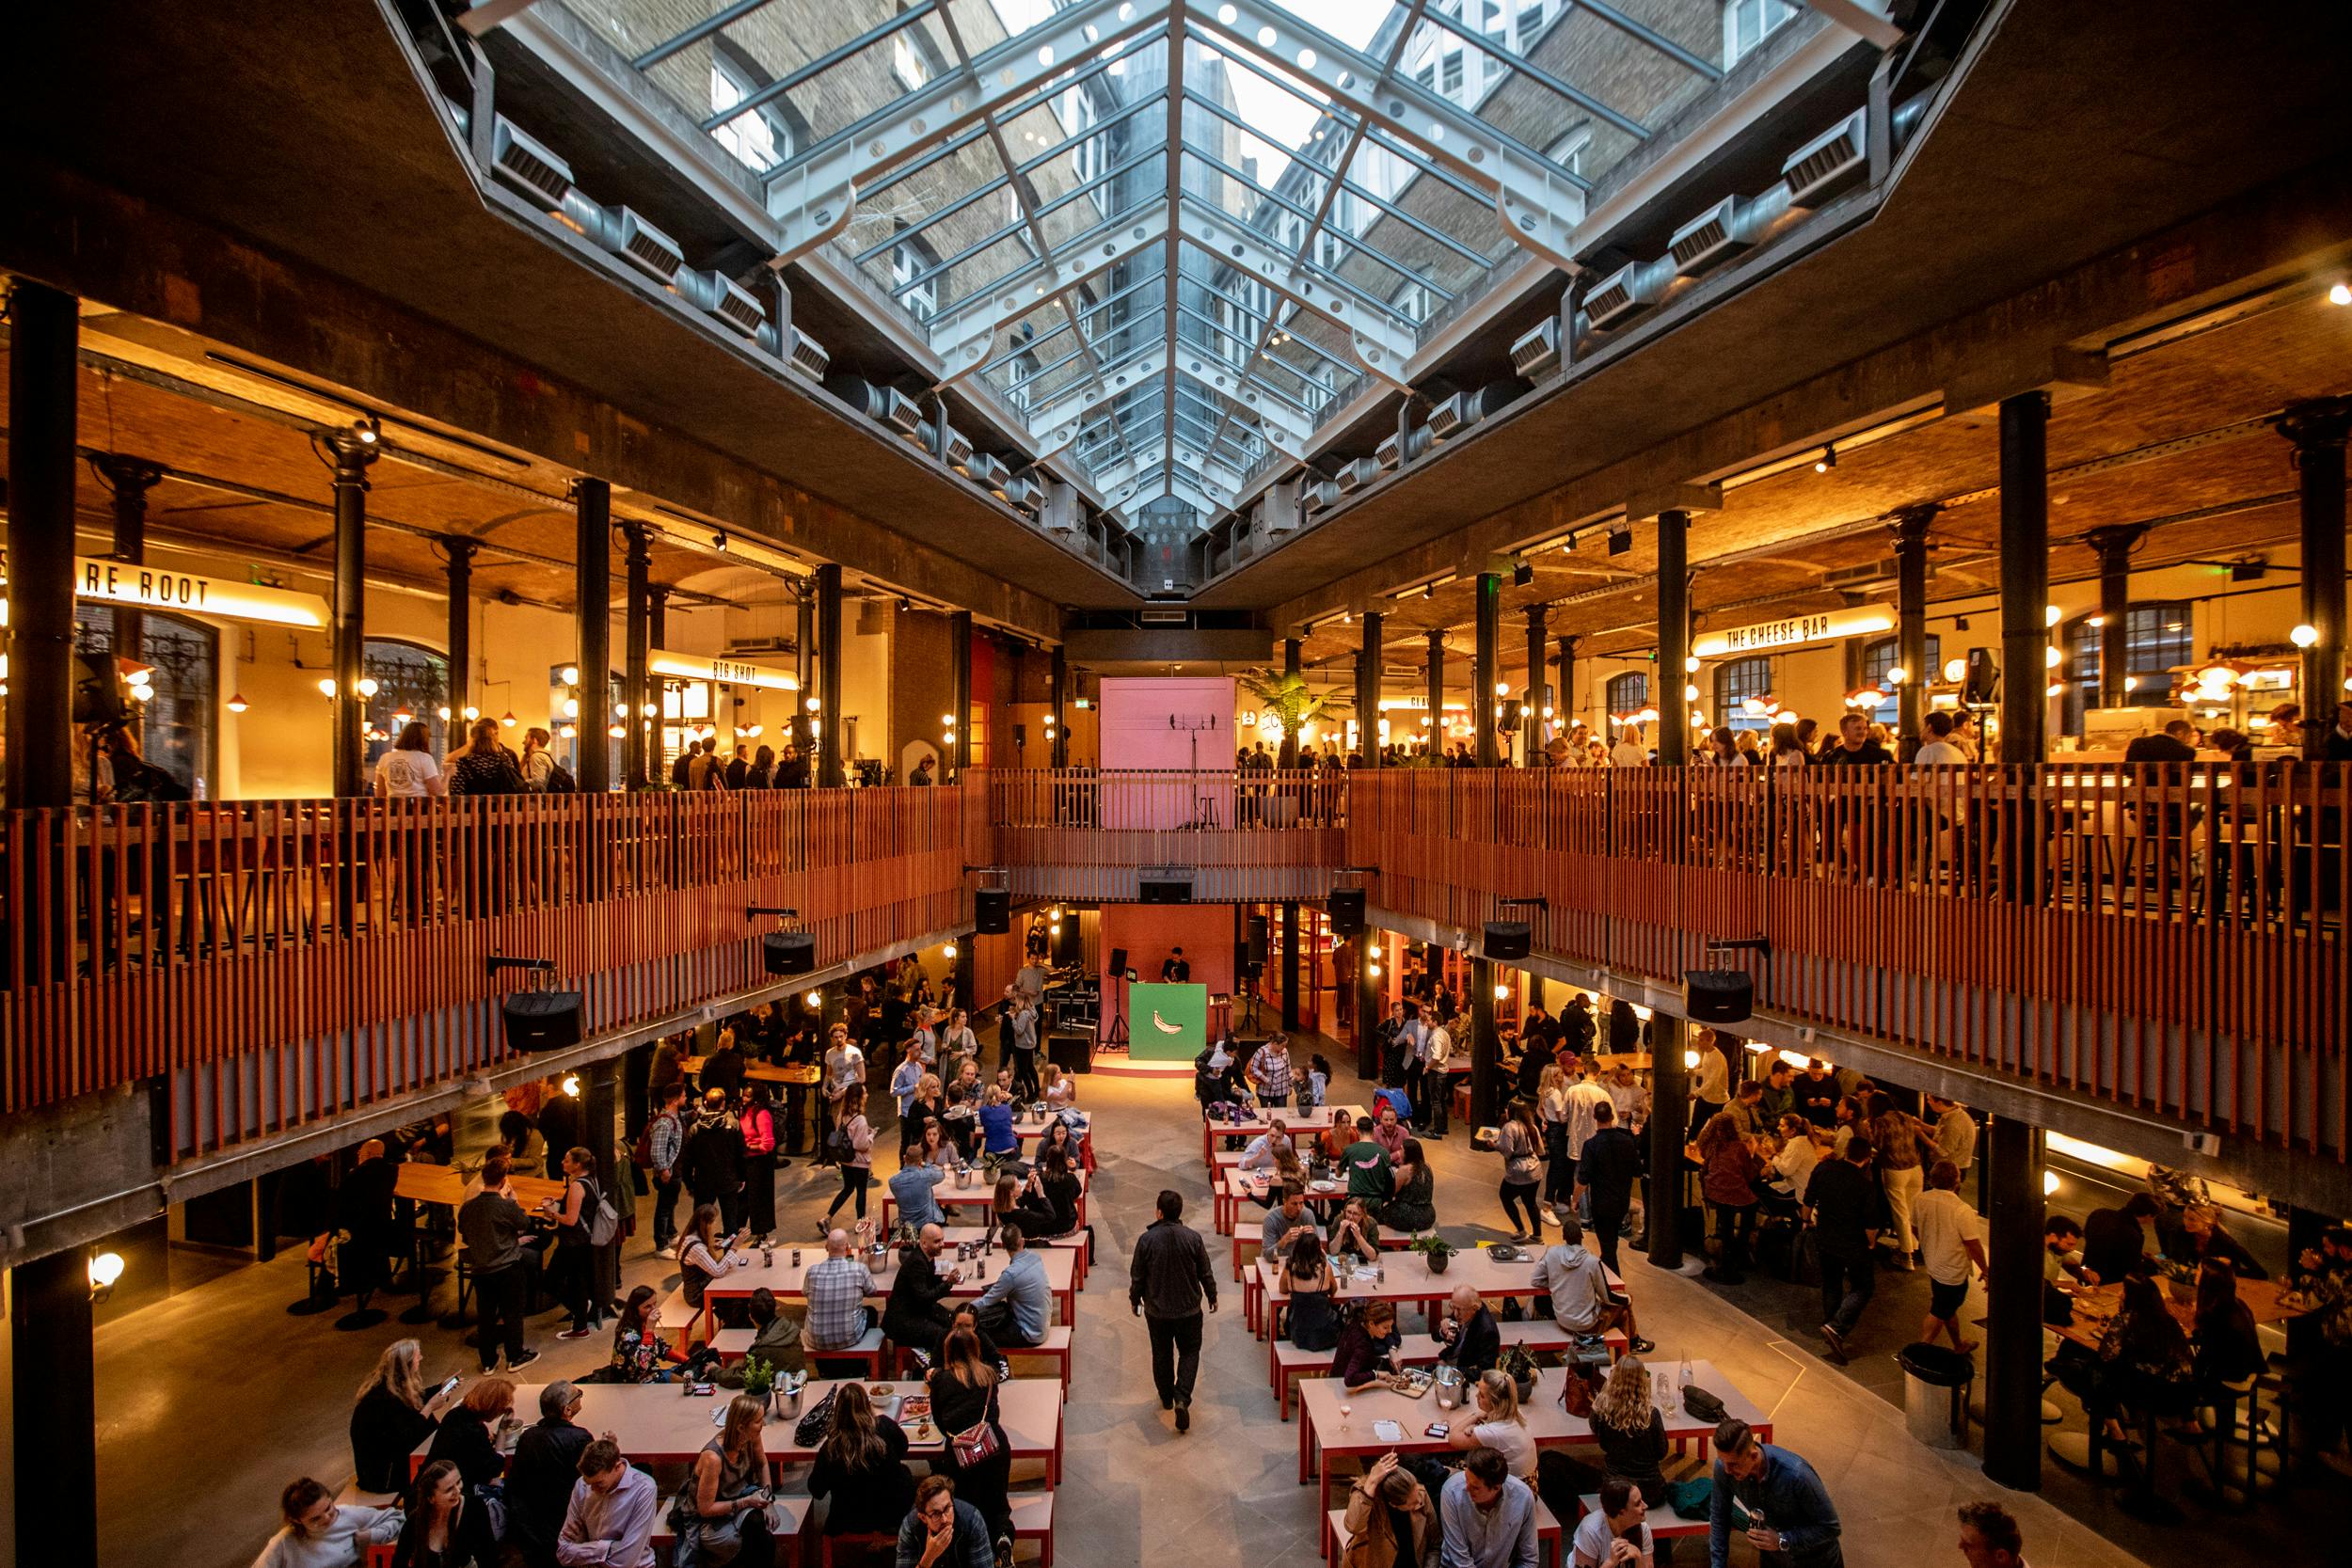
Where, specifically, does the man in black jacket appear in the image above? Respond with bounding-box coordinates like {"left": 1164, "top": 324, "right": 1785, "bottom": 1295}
{"left": 505, "top": 1381, "right": 592, "bottom": 1568}
{"left": 1129, "top": 1189, "right": 1217, "bottom": 1431}
{"left": 1435, "top": 1284, "right": 1500, "bottom": 1376}
{"left": 1807, "top": 1135, "right": 1878, "bottom": 1363}
{"left": 883, "top": 1226, "right": 961, "bottom": 1357}
{"left": 1575, "top": 1101, "right": 1644, "bottom": 1276}
{"left": 683, "top": 1090, "right": 748, "bottom": 1233}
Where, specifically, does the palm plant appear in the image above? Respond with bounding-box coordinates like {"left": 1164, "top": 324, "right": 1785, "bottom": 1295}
{"left": 1237, "top": 669, "right": 1341, "bottom": 756}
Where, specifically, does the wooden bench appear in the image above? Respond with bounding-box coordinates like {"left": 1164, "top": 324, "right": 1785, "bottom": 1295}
{"left": 657, "top": 1496, "right": 814, "bottom": 1562}
{"left": 1325, "top": 1497, "right": 1558, "bottom": 1568}
{"left": 1009, "top": 1491, "right": 1057, "bottom": 1566}
{"left": 335, "top": 1482, "right": 402, "bottom": 1568}
{"left": 891, "top": 1325, "right": 1074, "bottom": 1393}
{"left": 803, "top": 1323, "right": 890, "bottom": 1379}
{"left": 659, "top": 1285, "right": 709, "bottom": 1347}
{"left": 1577, "top": 1493, "right": 1711, "bottom": 1541}
{"left": 1270, "top": 1323, "right": 1625, "bottom": 1418}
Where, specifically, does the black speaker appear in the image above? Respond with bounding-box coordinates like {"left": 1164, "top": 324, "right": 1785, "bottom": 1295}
{"left": 1963, "top": 647, "right": 1999, "bottom": 705}
{"left": 1046, "top": 1033, "right": 1093, "bottom": 1074}
{"left": 72, "top": 652, "right": 127, "bottom": 727}
{"left": 1106, "top": 946, "right": 1128, "bottom": 975}
{"left": 501, "top": 990, "right": 583, "bottom": 1053}
{"left": 1246, "top": 914, "right": 1269, "bottom": 966}
{"left": 1482, "top": 921, "right": 1531, "bottom": 960}
{"left": 1684, "top": 968, "right": 1755, "bottom": 1024}
{"left": 1327, "top": 888, "right": 1365, "bottom": 934}
{"left": 762, "top": 930, "right": 816, "bottom": 975}
{"left": 976, "top": 889, "right": 1010, "bottom": 933}
{"left": 1140, "top": 876, "right": 1192, "bottom": 904}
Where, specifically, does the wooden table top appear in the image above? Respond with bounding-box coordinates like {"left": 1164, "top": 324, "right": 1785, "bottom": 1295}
{"left": 2053, "top": 1273, "right": 2309, "bottom": 1351}
{"left": 901, "top": 1168, "right": 1091, "bottom": 1205}
{"left": 394, "top": 1162, "right": 565, "bottom": 1211}
{"left": 701, "top": 1233, "right": 1075, "bottom": 1303}
{"left": 423, "top": 1379, "right": 1062, "bottom": 1467}
{"left": 679, "top": 1055, "right": 822, "bottom": 1086}
{"left": 1225, "top": 1169, "right": 1348, "bottom": 1202}
{"left": 1010, "top": 1109, "right": 1092, "bottom": 1141}
{"left": 1296, "top": 1357, "right": 1763, "bottom": 1459}
{"left": 1256, "top": 1241, "right": 1620, "bottom": 1308}
{"left": 1217, "top": 1104, "right": 1367, "bottom": 1140}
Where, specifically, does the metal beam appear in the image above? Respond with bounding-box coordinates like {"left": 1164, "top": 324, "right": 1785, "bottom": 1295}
{"left": 1028, "top": 342, "right": 1309, "bottom": 461}
{"left": 1804, "top": 0, "right": 1907, "bottom": 50}
{"left": 1174, "top": 203, "right": 1415, "bottom": 385}
{"left": 929, "top": 203, "right": 1173, "bottom": 380}
{"left": 768, "top": 0, "right": 1172, "bottom": 264}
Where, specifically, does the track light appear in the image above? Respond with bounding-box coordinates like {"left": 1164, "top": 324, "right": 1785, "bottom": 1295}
{"left": 712, "top": 532, "right": 729, "bottom": 551}
{"left": 1608, "top": 527, "right": 1632, "bottom": 556}
{"left": 1814, "top": 445, "right": 1836, "bottom": 473}
{"left": 2331, "top": 281, "right": 2352, "bottom": 307}
{"left": 1423, "top": 582, "right": 1436, "bottom": 600}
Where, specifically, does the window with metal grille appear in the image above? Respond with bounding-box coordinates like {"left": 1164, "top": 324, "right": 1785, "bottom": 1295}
{"left": 72, "top": 608, "right": 217, "bottom": 798}
{"left": 2060, "top": 602, "right": 2191, "bottom": 733}
{"left": 1606, "top": 671, "right": 1650, "bottom": 719}
{"left": 1714, "top": 657, "right": 1774, "bottom": 732}
{"left": 1860, "top": 635, "right": 1942, "bottom": 727}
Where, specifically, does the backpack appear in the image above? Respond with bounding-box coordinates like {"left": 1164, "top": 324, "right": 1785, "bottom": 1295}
{"left": 583, "top": 1179, "right": 621, "bottom": 1248}
{"left": 543, "top": 759, "right": 579, "bottom": 794}
{"left": 631, "top": 1111, "right": 670, "bottom": 1170}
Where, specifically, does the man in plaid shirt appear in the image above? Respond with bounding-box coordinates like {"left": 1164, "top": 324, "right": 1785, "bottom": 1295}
{"left": 646, "top": 1082, "right": 687, "bottom": 1252}
{"left": 1247, "top": 1032, "right": 1295, "bottom": 1109}
{"left": 803, "top": 1227, "right": 878, "bottom": 1351}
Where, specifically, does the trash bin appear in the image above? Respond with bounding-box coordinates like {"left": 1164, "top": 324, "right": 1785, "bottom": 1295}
{"left": 1897, "top": 1341, "right": 1975, "bottom": 1450}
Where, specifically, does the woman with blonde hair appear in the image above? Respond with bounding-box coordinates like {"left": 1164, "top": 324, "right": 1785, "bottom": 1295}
{"left": 1447, "top": 1368, "right": 1534, "bottom": 1478}
{"left": 1588, "top": 1354, "right": 1670, "bottom": 1504}
{"left": 686, "top": 1393, "right": 778, "bottom": 1565}
{"left": 350, "top": 1338, "right": 461, "bottom": 1494}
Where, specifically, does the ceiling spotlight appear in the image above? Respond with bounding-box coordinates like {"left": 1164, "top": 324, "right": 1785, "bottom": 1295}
{"left": 898, "top": 597, "right": 913, "bottom": 612}
{"left": 1423, "top": 582, "right": 1436, "bottom": 600}
{"left": 1814, "top": 445, "right": 1836, "bottom": 473}
{"left": 1511, "top": 561, "right": 1534, "bottom": 588}
{"left": 2331, "top": 281, "right": 2352, "bottom": 307}
{"left": 353, "top": 418, "right": 380, "bottom": 445}
{"left": 712, "top": 532, "right": 729, "bottom": 551}
{"left": 1608, "top": 527, "right": 1632, "bottom": 557}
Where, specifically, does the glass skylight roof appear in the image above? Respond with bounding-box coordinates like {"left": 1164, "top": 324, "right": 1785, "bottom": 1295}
{"left": 550, "top": 0, "right": 1796, "bottom": 524}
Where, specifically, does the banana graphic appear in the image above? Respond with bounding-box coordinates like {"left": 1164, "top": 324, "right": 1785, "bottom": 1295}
{"left": 1152, "top": 1010, "right": 1183, "bottom": 1035}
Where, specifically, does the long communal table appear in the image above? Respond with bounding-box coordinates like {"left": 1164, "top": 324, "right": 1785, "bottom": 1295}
{"left": 700, "top": 1228, "right": 1079, "bottom": 1324}
{"left": 879, "top": 1168, "right": 1091, "bottom": 1234}
{"left": 1250, "top": 1241, "right": 1621, "bottom": 1338}
{"left": 1205, "top": 1103, "right": 1367, "bottom": 1171}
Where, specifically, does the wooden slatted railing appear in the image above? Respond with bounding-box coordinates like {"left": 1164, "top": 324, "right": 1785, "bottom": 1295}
{"left": 1349, "top": 764, "right": 2349, "bottom": 1161}
{"left": 972, "top": 768, "right": 1348, "bottom": 902}
{"left": 0, "top": 789, "right": 968, "bottom": 1160}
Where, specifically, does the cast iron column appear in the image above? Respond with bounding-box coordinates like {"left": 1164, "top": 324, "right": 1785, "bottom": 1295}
{"left": 1999, "top": 392, "right": 2050, "bottom": 766}
{"left": 1425, "top": 630, "right": 1445, "bottom": 760}
{"left": 1474, "top": 572, "right": 1501, "bottom": 767}
{"left": 2280, "top": 399, "right": 2350, "bottom": 758}
{"left": 789, "top": 582, "right": 812, "bottom": 760}
{"left": 1280, "top": 900, "right": 1300, "bottom": 1031}
{"left": 444, "top": 537, "right": 477, "bottom": 754}
{"left": 5, "top": 279, "right": 78, "bottom": 813}
{"left": 1049, "top": 644, "right": 1068, "bottom": 769}
{"left": 621, "top": 521, "right": 651, "bottom": 788}
{"left": 96, "top": 455, "right": 164, "bottom": 661}
{"left": 13, "top": 1247, "right": 97, "bottom": 1568}
{"left": 326, "top": 431, "right": 378, "bottom": 799}
{"left": 572, "top": 479, "right": 612, "bottom": 795}
{"left": 1646, "top": 1013, "right": 1689, "bottom": 1270}
{"left": 949, "top": 611, "right": 973, "bottom": 782}
{"left": 1359, "top": 612, "right": 1383, "bottom": 768}
{"left": 1470, "top": 957, "right": 1500, "bottom": 1126}
{"left": 1983, "top": 1113, "right": 2045, "bottom": 1491}
{"left": 1656, "top": 512, "right": 1691, "bottom": 767}
{"left": 1557, "top": 634, "right": 1579, "bottom": 740}
{"left": 1890, "top": 504, "right": 1936, "bottom": 752}
{"left": 1524, "top": 604, "right": 1549, "bottom": 762}
{"left": 2087, "top": 523, "right": 2145, "bottom": 710}
{"left": 816, "top": 564, "right": 844, "bottom": 786}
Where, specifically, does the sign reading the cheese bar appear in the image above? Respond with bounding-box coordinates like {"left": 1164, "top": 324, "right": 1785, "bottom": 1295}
{"left": 649, "top": 648, "right": 800, "bottom": 691}
{"left": 1692, "top": 609, "right": 1893, "bottom": 659}
{"left": 5, "top": 554, "right": 330, "bottom": 627}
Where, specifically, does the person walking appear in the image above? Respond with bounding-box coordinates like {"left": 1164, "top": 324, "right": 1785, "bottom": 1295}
{"left": 645, "top": 1082, "right": 687, "bottom": 1255}
{"left": 1707, "top": 1418, "right": 1842, "bottom": 1568}
{"left": 457, "top": 1152, "right": 538, "bottom": 1374}
{"left": 1129, "top": 1189, "right": 1217, "bottom": 1432}
{"left": 1576, "top": 1101, "right": 1643, "bottom": 1277}
{"left": 684, "top": 1090, "right": 748, "bottom": 1236}
{"left": 1808, "top": 1135, "right": 1878, "bottom": 1363}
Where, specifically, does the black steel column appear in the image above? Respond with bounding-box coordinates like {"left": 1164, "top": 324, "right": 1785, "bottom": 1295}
{"left": 1359, "top": 612, "right": 1383, "bottom": 768}
{"left": 5, "top": 279, "right": 78, "bottom": 813}
{"left": 1524, "top": 604, "right": 1548, "bottom": 763}
{"left": 1279, "top": 900, "right": 1300, "bottom": 1031}
{"left": 788, "top": 582, "right": 811, "bottom": 759}
{"left": 1890, "top": 505, "right": 1936, "bottom": 751}
{"left": 1279, "top": 638, "right": 1302, "bottom": 767}
{"left": 1983, "top": 1114, "right": 2045, "bottom": 1491}
{"left": 1646, "top": 1014, "right": 1689, "bottom": 1270}
{"left": 816, "top": 564, "right": 844, "bottom": 786}
{"left": 2087, "top": 524, "right": 2144, "bottom": 711}
{"left": 1999, "top": 392, "right": 2050, "bottom": 766}
{"left": 1474, "top": 573, "right": 1501, "bottom": 768}
{"left": 1425, "top": 631, "right": 1445, "bottom": 759}
{"left": 621, "top": 521, "right": 651, "bottom": 789}
{"left": 1049, "top": 644, "right": 1068, "bottom": 769}
{"left": 96, "top": 456, "right": 164, "bottom": 662}
{"left": 1470, "top": 958, "right": 1500, "bottom": 1126}
{"left": 573, "top": 480, "right": 612, "bottom": 795}
{"left": 953, "top": 936, "right": 976, "bottom": 1016}
{"left": 2280, "top": 399, "right": 2351, "bottom": 760}
{"left": 444, "top": 537, "right": 477, "bottom": 754}
{"left": 12, "top": 1248, "right": 96, "bottom": 1568}
{"left": 1656, "top": 512, "right": 1691, "bottom": 767}
{"left": 327, "top": 433, "right": 378, "bottom": 799}
{"left": 949, "top": 611, "right": 973, "bottom": 782}
{"left": 1557, "top": 635, "right": 1579, "bottom": 740}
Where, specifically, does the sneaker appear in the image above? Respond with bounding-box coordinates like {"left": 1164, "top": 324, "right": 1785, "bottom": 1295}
{"left": 559, "top": 1326, "right": 595, "bottom": 1340}
{"left": 1820, "top": 1323, "right": 1848, "bottom": 1364}
{"left": 1629, "top": 1337, "right": 1657, "bottom": 1355}
{"left": 508, "top": 1348, "right": 542, "bottom": 1372}
{"left": 1174, "top": 1395, "right": 1191, "bottom": 1433}
{"left": 993, "top": 1536, "right": 1014, "bottom": 1568}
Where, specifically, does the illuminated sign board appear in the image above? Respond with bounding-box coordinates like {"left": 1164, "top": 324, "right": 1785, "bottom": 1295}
{"left": 1692, "top": 609, "right": 1894, "bottom": 659}
{"left": 0, "top": 554, "right": 329, "bottom": 628}
{"left": 649, "top": 648, "right": 800, "bottom": 691}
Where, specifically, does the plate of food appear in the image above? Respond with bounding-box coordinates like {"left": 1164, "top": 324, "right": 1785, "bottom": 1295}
{"left": 1397, "top": 1370, "right": 1434, "bottom": 1397}
{"left": 896, "top": 1394, "right": 932, "bottom": 1423}
{"left": 867, "top": 1384, "right": 893, "bottom": 1398}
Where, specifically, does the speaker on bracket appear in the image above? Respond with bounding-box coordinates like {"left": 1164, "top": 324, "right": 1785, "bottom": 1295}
{"left": 1482, "top": 921, "right": 1532, "bottom": 961}
{"left": 501, "top": 989, "right": 583, "bottom": 1053}
{"left": 763, "top": 930, "right": 817, "bottom": 975}
{"left": 1139, "top": 876, "right": 1193, "bottom": 904}
{"left": 1246, "top": 914, "right": 1269, "bottom": 966}
{"left": 1963, "top": 647, "right": 1999, "bottom": 705}
{"left": 976, "top": 889, "right": 1010, "bottom": 934}
{"left": 1684, "top": 968, "right": 1755, "bottom": 1024}
{"left": 1327, "top": 888, "right": 1366, "bottom": 935}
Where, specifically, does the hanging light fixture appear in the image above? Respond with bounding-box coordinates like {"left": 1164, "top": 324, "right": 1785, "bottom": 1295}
{"left": 227, "top": 692, "right": 250, "bottom": 714}
{"left": 317, "top": 677, "right": 337, "bottom": 698}
{"left": 501, "top": 711, "right": 518, "bottom": 728}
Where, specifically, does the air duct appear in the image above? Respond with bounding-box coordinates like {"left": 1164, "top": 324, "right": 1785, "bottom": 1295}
{"left": 1002, "top": 473, "right": 1044, "bottom": 515}
{"left": 674, "top": 269, "right": 765, "bottom": 339}
{"left": 490, "top": 116, "right": 571, "bottom": 204}
{"left": 966, "top": 451, "right": 1010, "bottom": 496}
{"left": 1301, "top": 476, "right": 1342, "bottom": 517}
{"left": 1783, "top": 110, "right": 1868, "bottom": 208}
{"left": 784, "top": 327, "right": 830, "bottom": 381}
{"left": 824, "top": 375, "right": 922, "bottom": 440}
{"left": 611, "top": 207, "right": 684, "bottom": 283}
{"left": 1334, "top": 456, "right": 1385, "bottom": 494}
{"left": 1427, "top": 380, "right": 1530, "bottom": 442}
{"left": 1508, "top": 318, "right": 1561, "bottom": 378}
{"left": 925, "top": 413, "right": 974, "bottom": 472}
{"left": 1583, "top": 262, "right": 1671, "bottom": 332}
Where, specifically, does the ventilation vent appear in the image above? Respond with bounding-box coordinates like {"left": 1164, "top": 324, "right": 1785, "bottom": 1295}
{"left": 1782, "top": 110, "right": 1867, "bottom": 209}
{"left": 1664, "top": 198, "right": 1733, "bottom": 276}
{"left": 825, "top": 376, "right": 922, "bottom": 438}
{"left": 491, "top": 117, "right": 572, "bottom": 204}
{"left": 1583, "top": 263, "right": 1667, "bottom": 331}
{"left": 1335, "top": 456, "right": 1384, "bottom": 494}
{"left": 1301, "top": 479, "right": 1341, "bottom": 517}
{"left": 785, "top": 327, "right": 830, "bottom": 381}
{"left": 1375, "top": 432, "right": 1404, "bottom": 470}
{"left": 937, "top": 423, "right": 974, "bottom": 472}
{"left": 1426, "top": 382, "right": 1527, "bottom": 442}
{"left": 1509, "top": 319, "right": 1561, "bottom": 378}
{"left": 1139, "top": 607, "right": 1188, "bottom": 626}
{"left": 613, "top": 208, "right": 683, "bottom": 282}
{"left": 1002, "top": 474, "right": 1044, "bottom": 515}
{"left": 966, "top": 452, "right": 1009, "bottom": 495}
{"left": 705, "top": 273, "right": 764, "bottom": 337}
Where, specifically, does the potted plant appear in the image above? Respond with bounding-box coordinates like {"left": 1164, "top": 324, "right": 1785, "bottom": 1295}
{"left": 1237, "top": 669, "right": 1342, "bottom": 785}
{"left": 1411, "top": 1234, "right": 1456, "bottom": 1275}
{"left": 741, "top": 1355, "right": 776, "bottom": 1412}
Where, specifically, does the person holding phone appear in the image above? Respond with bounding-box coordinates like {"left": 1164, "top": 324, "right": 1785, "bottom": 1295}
{"left": 350, "top": 1338, "right": 464, "bottom": 1495}
{"left": 687, "top": 1396, "right": 778, "bottom": 1567}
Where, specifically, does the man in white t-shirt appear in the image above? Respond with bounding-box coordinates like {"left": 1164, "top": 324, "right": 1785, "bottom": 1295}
{"left": 1915, "top": 1159, "right": 1989, "bottom": 1354}
{"left": 1914, "top": 709, "right": 1970, "bottom": 768}
{"left": 1568, "top": 1477, "right": 1651, "bottom": 1568}
{"left": 1610, "top": 725, "right": 1649, "bottom": 768}
{"left": 1421, "top": 1019, "right": 1453, "bottom": 1135}
{"left": 373, "top": 733, "right": 445, "bottom": 798}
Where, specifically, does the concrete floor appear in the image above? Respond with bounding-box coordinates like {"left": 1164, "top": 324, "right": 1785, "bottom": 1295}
{"left": 101, "top": 1043, "right": 2151, "bottom": 1568}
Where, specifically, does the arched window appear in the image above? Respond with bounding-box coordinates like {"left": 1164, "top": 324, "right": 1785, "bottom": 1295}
{"left": 73, "top": 608, "right": 217, "bottom": 796}
{"left": 2060, "top": 601, "right": 2192, "bottom": 735}
{"left": 362, "top": 640, "right": 450, "bottom": 771}
{"left": 1860, "top": 634, "right": 1941, "bottom": 727}
{"left": 1713, "top": 657, "right": 1773, "bottom": 733}
{"left": 1604, "top": 671, "right": 1649, "bottom": 721}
